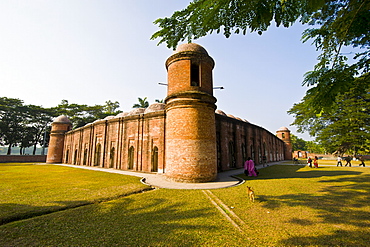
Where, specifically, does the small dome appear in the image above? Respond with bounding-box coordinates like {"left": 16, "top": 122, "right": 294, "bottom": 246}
{"left": 53, "top": 115, "right": 71, "bottom": 124}
{"left": 115, "top": 112, "right": 129, "bottom": 118}
{"left": 174, "top": 43, "right": 208, "bottom": 55}
{"left": 215, "top": 109, "right": 227, "bottom": 116}
{"left": 226, "top": 114, "right": 236, "bottom": 119}
{"left": 277, "top": 127, "right": 290, "bottom": 131}
{"left": 144, "top": 103, "right": 165, "bottom": 114}
{"left": 128, "top": 108, "right": 145, "bottom": 116}
{"left": 93, "top": 119, "right": 104, "bottom": 123}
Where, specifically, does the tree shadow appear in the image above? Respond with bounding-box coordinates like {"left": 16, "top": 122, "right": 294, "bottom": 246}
{"left": 1, "top": 193, "right": 222, "bottom": 246}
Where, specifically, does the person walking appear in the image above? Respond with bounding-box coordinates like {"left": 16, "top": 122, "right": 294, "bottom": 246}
{"left": 337, "top": 156, "right": 342, "bottom": 167}
{"left": 245, "top": 157, "right": 258, "bottom": 177}
{"left": 313, "top": 156, "right": 319, "bottom": 168}
{"left": 345, "top": 156, "right": 352, "bottom": 167}
{"left": 359, "top": 156, "right": 366, "bottom": 167}
{"left": 307, "top": 157, "right": 312, "bottom": 168}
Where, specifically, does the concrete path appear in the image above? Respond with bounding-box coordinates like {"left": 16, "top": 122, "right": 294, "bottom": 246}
{"left": 52, "top": 162, "right": 281, "bottom": 190}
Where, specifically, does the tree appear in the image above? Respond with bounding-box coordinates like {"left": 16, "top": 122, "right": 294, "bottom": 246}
{"left": 290, "top": 134, "right": 307, "bottom": 151}
{"left": 151, "top": 0, "right": 370, "bottom": 110}
{"left": 53, "top": 100, "right": 122, "bottom": 129}
{"left": 0, "top": 97, "right": 26, "bottom": 154}
{"left": 133, "top": 97, "right": 149, "bottom": 108}
{"left": 23, "top": 105, "right": 54, "bottom": 155}
{"left": 288, "top": 77, "right": 370, "bottom": 155}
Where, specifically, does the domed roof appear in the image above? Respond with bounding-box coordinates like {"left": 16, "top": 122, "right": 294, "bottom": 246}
{"left": 277, "top": 126, "right": 290, "bottom": 131}
{"left": 104, "top": 116, "right": 115, "bottom": 120}
{"left": 215, "top": 109, "right": 227, "bottom": 116}
{"left": 144, "top": 103, "right": 165, "bottom": 114}
{"left": 115, "top": 112, "right": 129, "bottom": 118}
{"left": 53, "top": 115, "right": 71, "bottom": 124}
{"left": 174, "top": 43, "right": 208, "bottom": 55}
{"left": 128, "top": 108, "right": 145, "bottom": 116}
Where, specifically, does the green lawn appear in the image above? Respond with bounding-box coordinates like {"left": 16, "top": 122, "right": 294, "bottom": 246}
{"left": 0, "top": 163, "right": 151, "bottom": 225}
{"left": 1, "top": 163, "right": 369, "bottom": 246}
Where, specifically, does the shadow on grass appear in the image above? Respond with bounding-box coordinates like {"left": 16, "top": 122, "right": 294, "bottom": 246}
{"left": 1, "top": 194, "right": 220, "bottom": 246}
{"left": 0, "top": 187, "right": 154, "bottom": 226}
{"left": 239, "top": 165, "right": 370, "bottom": 246}
{"left": 0, "top": 201, "right": 90, "bottom": 225}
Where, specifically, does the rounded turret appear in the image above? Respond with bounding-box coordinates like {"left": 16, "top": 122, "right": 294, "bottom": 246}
{"left": 276, "top": 127, "right": 292, "bottom": 160}
{"left": 46, "top": 115, "right": 72, "bottom": 163}
{"left": 165, "top": 43, "right": 217, "bottom": 182}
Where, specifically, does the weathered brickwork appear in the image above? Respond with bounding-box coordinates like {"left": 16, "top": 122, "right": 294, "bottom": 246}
{"left": 47, "top": 43, "right": 292, "bottom": 183}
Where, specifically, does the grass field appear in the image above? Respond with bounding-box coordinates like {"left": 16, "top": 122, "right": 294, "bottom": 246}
{"left": 1, "top": 162, "right": 369, "bottom": 246}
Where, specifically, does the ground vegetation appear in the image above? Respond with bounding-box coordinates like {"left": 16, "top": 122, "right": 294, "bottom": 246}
{"left": 1, "top": 162, "right": 369, "bottom": 246}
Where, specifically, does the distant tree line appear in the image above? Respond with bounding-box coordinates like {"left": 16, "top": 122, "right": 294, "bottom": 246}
{"left": 0, "top": 97, "right": 121, "bottom": 155}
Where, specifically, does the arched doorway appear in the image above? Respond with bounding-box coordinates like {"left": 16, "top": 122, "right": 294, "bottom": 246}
{"left": 65, "top": 149, "right": 69, "bottom": 163}
{"left": 151, "top": 146, "right": 158, "bottom": 172}
{"left": 109, "top": 147, "right": 115, "bottom": 168}
{"left": 128, "top": 146, "right": 134, "bottom": 170}
{"left": 228, "top": 141, "right": 236, "bottom": 168}
{"left": 94, "top": 144, "right": 101, "bottom": 167}
{"left": 83, "top": 149, "right": 88, "bottom": 166}
{"left": 73, "top": 149, "right": 78, "bottom": 165}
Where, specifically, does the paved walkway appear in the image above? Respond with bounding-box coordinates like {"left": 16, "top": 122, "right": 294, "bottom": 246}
{"left": 53, "top": 162, "right": 281, "bottom": 190}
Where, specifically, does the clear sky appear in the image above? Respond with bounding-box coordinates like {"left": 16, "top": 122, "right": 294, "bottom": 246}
{"left": 0, "top": 0, "right": 319, "bottom": 141}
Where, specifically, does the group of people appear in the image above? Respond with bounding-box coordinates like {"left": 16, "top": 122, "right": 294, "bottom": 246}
{"left": 307, "top": 156, "right": 319, "bottom": 168}
{"left": 337, "top": 156, "right": 366, "bottom": 167}
{"left": 306, "top": 155, "right": 366, "bottom": 167}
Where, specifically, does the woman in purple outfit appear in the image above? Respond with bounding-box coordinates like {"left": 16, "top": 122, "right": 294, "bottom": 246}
{"left": 245, "top": 157, "right": 258, "bottom": 177}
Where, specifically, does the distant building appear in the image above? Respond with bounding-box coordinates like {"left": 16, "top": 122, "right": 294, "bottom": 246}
{"left": 47, "top": 43, "right": 292, "bottom": 183}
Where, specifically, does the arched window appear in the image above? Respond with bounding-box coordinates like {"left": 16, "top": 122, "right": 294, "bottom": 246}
{"left": 151, "top": 146, "right": 158, "bottom": 172}
{"left": 282, "top": 133, "right": 285, "bottom": 139}
{"left": 250, "top": 145, "right": 254, "bottom": 161}
{"left": 94, "top": 144, "right": 101, "bottom": 167}
{"left": 128, "top": 146, "right": 135, "bottom": 170}
{"left": 228, "top": 141, "right": 236, "bottom": 168}
{"left": 109, "top": 147, "right": 115, "bottom": 168}
{"left": 242, "top": 143, "right": 247, "bottom": 163}
{"left": 191, "top": 62, "right": 200, "bottom": 86}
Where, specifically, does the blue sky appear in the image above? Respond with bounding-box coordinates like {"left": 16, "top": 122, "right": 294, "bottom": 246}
{"left": 0, "top": 0, "right": 319, "bottom": 140}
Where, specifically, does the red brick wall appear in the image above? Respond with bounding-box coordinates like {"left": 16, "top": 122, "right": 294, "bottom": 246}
{"left": 0, "top": 155, "right": 46, "bottom": 163}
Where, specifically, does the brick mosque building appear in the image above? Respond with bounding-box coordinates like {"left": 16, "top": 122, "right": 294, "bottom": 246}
{"left": 46, "top": 43, "right": 292, "bottom": 183}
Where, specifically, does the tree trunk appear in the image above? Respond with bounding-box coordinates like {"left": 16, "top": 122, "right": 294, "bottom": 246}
{"left": 7, "top": 145, "right": 12, "bottom": 155}
{"left": 33, "top": 144, "right": 37, "bottom": 155}
{"left": 19, "top": 147, "right": 23, "bottom": 155}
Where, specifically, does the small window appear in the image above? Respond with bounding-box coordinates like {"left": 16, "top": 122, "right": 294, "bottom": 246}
{"left": 191, "top": 62, "right": 200, "bottom": 86}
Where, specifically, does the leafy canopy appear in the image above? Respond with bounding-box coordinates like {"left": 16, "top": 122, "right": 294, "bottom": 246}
{"left": 288, "top": 78, "right": 370, "bottom": 154}
{"left": 151, "top": 0, "right": 370, "bottom": 109}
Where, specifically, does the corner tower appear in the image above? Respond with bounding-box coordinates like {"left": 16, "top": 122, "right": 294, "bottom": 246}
{"left": 165, "top": 43, "right": 217, "bottom": 182}
{"left": 276, "top": 127, "right": 293, "bottom": 160}
{"left": 46, "top": 115, "right": 72, "bottom": 163}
